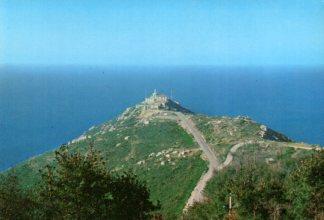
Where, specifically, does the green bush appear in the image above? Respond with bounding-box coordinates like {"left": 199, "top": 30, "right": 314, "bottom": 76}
{"left": 186, "top": 151, "right": 324, "bottom": 219}
{"left": 0, "top": 145, "right": 159, "bottom": 219}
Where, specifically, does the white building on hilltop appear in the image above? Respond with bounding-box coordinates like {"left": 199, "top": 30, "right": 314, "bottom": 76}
{"left": 143, "top": 89, "right": 169, "bottom": 110}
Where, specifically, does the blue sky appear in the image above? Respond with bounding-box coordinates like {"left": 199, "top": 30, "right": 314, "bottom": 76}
{"left": 0, "top": 0, "right": 323, "bottom": 66}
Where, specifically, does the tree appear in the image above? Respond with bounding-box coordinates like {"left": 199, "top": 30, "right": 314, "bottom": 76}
{"left": 285, "top": 151, "right": 324, "bottom": 219}
{"left": 186, "top": 151, "right": 323, "bottom": 219}
{"left": 110, "top": 172, "right": 160, "bottom": 219}
{"left": 37, "top": 145, "right": 159, "bottom": 219}
{"left": 227, "top": 161, "right": 286, "bottom": 219}
{"left": 185, "top": 159, "right": 288, "bottom": 219}
{"left": 0, "top": 173, "right": 35, "bottom": 219}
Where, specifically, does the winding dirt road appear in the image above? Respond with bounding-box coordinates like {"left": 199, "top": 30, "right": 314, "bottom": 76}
{"left": 217, "top": 141, "right": 254, "bottom": 170}
{"left": 176, "top": 112, "right": 253, "bottom": 212}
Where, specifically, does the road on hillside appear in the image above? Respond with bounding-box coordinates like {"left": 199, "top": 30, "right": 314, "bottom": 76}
{"left": 176, "top": 112, "right": 220, "bottom": 169}
{"left": 176, "top": 112, "right": 259, "bottom": 211}
{"left": 175, "top": 112, "right": 220, "bottom": 211}
{"left": 217, "top": 141, "right": 254, "bottom": 170}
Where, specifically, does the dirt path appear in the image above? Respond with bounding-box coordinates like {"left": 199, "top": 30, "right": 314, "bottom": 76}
{"left": 213, "top": 140, "right": 319, "bottom": 171}
{"left": 175, "top": 112, "right": 220, "bottom": 211}
{"left": 283, "top": 142, "right": 321, "bottom": 151}
{"left": 176, "top": 112, "right": 256, "bottom": 212}
{"left": 176, "top": 112, "right": 220, "bottom": 169}
{"left": 216, "top": 141, "right": 253, "bottom": 170}
{"left": 181, "top": 140, "right": 252, "bottom": 211}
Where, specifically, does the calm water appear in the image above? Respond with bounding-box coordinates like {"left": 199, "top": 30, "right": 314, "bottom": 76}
{"left": 0, "top": 66, "right": 323, "bottom": 170}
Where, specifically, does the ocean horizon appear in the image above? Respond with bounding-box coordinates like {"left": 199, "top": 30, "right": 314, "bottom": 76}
{"left": 0, "top": 65, "right": 323, "bottom": 171}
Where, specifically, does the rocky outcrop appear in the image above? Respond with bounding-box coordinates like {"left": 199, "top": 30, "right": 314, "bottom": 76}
{"left": 259, "top": 125, "right": 291, "bottom": 142}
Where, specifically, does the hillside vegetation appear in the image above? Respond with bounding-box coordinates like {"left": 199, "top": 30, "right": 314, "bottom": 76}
{"left": 3, "top": 92, "right": 322, "bottom": 219}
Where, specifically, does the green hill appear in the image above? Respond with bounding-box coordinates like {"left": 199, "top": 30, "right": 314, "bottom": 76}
{"left": 7, "top": 92, "right": 320, "bottom": 219}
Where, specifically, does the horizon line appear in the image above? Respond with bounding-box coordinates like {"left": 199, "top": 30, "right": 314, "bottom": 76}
{"left": 1, "top": 63, "right": 324, "bottom": 69}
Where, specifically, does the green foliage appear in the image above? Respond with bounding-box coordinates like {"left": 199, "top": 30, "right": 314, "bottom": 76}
{"left": 211, "top": 162, "right": 285, "bottom": 219}
{"left": 135, "top": 155, "right": 207, "bottom": 219}
{"left": 37, "top": 145, "right": 159, "bottom": 219}
{"left": 0, "top": 146, "right": 159, "bottom": 219}
{"left": 77, "top": 119, "right": 204, "bottom": 218}
{"left": 0, "top": 174, "right": 36, "bottom": 219}
{"left": 285, "top": 151, "right": 324, "bottom": 219}
{"left": 8, "top": 118, "right": 205, "bottom": 218}
{"left": 69, "top": 119, "right": 197, "bottom": 169}
{"left": 230, "top": 163, "right": 286, "bottom": 219}
{"left": 186, "top": 151, "right": 324, "bottom": 219}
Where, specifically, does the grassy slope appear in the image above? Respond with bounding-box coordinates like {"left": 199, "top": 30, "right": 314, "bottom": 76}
{"left": 10, "top": 108, "right": 207, "bottom": 219}
{"left": 192, "top": 115, "right": 263, "bottom": 161}
{"left": 8, "top": 107, "right": 317, "bottom": 219}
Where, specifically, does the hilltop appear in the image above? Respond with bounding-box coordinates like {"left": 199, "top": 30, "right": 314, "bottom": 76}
{"left": 8, "top": 91, "right": 320, "bottom": 218}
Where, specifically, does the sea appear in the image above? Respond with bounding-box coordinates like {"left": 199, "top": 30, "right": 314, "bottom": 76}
{"left": 0, "top": 65, "right": 323, "bottom": 171}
